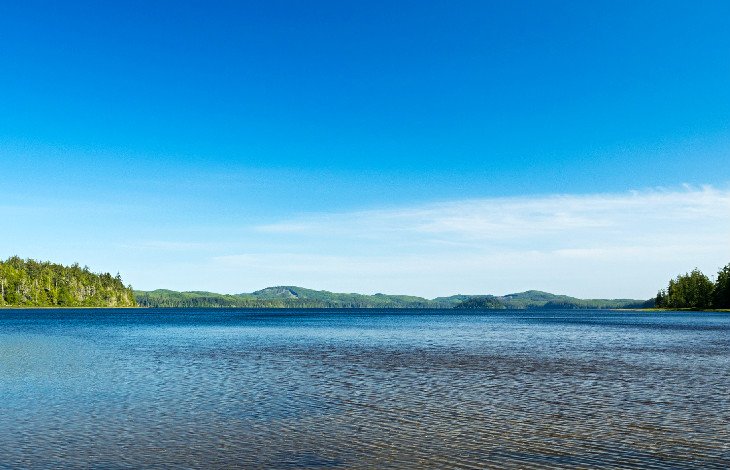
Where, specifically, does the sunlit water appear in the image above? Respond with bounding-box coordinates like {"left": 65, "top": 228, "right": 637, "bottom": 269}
{"left": 1, "top": 309, "right": 728, "bottom": 469}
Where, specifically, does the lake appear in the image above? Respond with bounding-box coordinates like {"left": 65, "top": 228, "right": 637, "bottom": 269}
{"left": 1, "top": 309, "right": 728, "bottom": 469}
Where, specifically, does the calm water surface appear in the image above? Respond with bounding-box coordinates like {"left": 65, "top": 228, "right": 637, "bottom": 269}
{"left": 1, "top": 309, "right": 728, "bottom": 469}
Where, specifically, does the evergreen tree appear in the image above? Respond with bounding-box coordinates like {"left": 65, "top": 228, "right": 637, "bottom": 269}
{"left": 664, "top": 268, "right": 713, "bottom": 309}
{"left": 0, "top": 257, "right": 136, "bottom": 307}
{"left": 713, "top": 263, "right": 730, "bottom": 309}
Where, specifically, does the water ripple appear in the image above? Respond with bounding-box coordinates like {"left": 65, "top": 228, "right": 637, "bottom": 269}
{"left": 0, "top": 309, "right": 728, "bottom": 469}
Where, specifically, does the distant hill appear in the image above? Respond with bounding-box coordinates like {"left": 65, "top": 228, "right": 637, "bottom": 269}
{"left": 453, "top": 295, "right": 506, "bottom": 309}
{"left": 135, "top": 286, "right": 650, "bottom": 309}
{"left": 0, "top": 256, "right": 136, "bottom": 307}
{"left": 135, "top": 286, "right": 458, "bottom": 308}
{"left": 0, "top": 256, "right": 664, "bottom": 310}
{"left": 493, "top": 290, "right": 652, "bottom": 309}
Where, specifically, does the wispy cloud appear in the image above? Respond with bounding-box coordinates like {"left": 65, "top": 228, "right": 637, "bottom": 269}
{"left": 256, "top": 185, "right": 729, "bottom": 244}
{"left": 96, "top": 186, "right": 730, "bottom": 298}
{"left": 231, "top": 186, "right": 730, "bottom": 298}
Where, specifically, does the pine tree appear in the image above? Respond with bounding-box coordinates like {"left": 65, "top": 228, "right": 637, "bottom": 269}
{"left": 713, "top": 263, "right": 730, "bottom": 309}
{"left": 0, "top": 257, "right": 136, "bottom": 307}
{"left": 664, "top": 268, "right": 714, "bottom": 309}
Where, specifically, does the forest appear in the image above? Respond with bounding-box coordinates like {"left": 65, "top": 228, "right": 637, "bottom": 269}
{"left": 136, "top": 286, "right": 649, "bottom": 309}
{"left": 654, "top": 263, "right": 730, "bottom": 309}
{"left": 8, "top": 255, "right": 728, "bottom": 310}
{"left": 0, "top": 256, "right": 136, "bottom": 307}
{"left": 135, "top": 286, "right": 456, "bottom": 308}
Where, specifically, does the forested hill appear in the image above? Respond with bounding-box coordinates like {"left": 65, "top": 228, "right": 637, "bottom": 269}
{"left": 0, "top": 257, "right": 136, "bottom": 307}
{"left": 135, "top": 286, "right": 454, "bottom": 308}
{"left": 453, "top": 291, "right": 652, "bottom": 309}
{"left": 0, "top": 257, "right": 649, "bottom": 310}
{"left": 135, "top": 286, "right": 649, "bottom": 309}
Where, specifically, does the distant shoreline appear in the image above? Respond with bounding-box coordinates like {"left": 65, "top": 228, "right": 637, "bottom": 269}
{"left": 0, "top": 306, "right": 145, "bottom": 310}
{"left": 2, "top": 306, "right": 728, "bottom": 312}
{"left": 631, "top": 307, "right": 730, "bottom": 313}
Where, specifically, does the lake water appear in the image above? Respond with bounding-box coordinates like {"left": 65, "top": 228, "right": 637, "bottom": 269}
{"left": 1, "top": 309, "right": 728, "bottom": 469}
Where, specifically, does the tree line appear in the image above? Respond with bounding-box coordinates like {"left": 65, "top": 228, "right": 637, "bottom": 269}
{"left": 0, "top": 256, "right": 136, "bottom": 307}
{"left": 134, "top": 288, "right": 454, "bottom": 308}
{"left": 655, "top": 263, "right": 730, "bottom": 309}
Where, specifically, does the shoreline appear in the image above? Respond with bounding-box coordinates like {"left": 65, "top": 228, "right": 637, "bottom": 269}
{"left": 2, "top": 306, "right": 729, "bottom": 312}
{"left": 0, "top": 306, "right": 144, "bottom": 310}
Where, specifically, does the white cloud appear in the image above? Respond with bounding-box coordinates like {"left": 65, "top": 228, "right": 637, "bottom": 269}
{"left": 228, "top": 186, "right": 730, "bottom": 298}
{"left": 109, "top": 186, "right": 730, "bottom": 298}
{"left": 257, "top": 185, "right": 729, "bottom": 240}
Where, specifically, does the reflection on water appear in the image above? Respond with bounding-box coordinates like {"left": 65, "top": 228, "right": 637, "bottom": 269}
{"left": 1, "top": 309, "right": 729, "bottom": 469}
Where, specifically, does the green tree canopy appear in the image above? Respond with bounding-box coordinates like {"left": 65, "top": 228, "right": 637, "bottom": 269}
{"left": 0, "top": 256, "right": 136, "bottom": 307}
{"left": 661, "top": 268, "right": 714, "bottom": 309}
{"left": 713, "top": 263, "right": 730, "bottom": 309}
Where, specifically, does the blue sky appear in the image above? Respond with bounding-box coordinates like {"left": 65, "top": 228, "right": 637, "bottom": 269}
{"left": 2, "top": 1, "right": 729, "bottom": 298}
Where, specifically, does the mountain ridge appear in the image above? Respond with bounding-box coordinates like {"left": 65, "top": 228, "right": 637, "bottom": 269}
{"left": 135, "top": 286, "right": 651, "bottom": 309}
